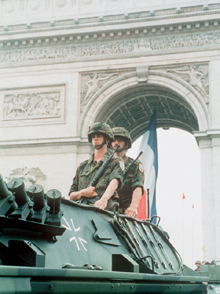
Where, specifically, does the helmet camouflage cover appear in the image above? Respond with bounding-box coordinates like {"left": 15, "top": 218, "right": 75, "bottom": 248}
{"left": 88, "top": 122, "right": 114, "bottom": 142}
{"left": 112, "top": 127, "right": 132, "bottom": 149}
{"left": 195, "top": 260, "right": 201, "bottom": 265}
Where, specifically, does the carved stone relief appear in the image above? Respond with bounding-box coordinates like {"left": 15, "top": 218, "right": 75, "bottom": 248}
{"left": 80, "top": 71, "right": 120, "bottom": 112}
{"left": 165, "top": 64, "right": 209, "bottom": 103}
{"left": 6, "top": 167, "right": 46, "bottom": 188}
{"left": 2, "top": 85, "right": 65, "bottom": 123}
{"left": 1, "top": 31, "right": 220, "bottom": 66}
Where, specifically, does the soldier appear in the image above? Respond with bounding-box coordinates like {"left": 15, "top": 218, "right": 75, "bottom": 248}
{"left": 194, "top": 260, "right": 201, "bottom": 271}
{"left": 112, "top": 127, "right": 144, "bottom": 217}
{"left": 69, "top": 122, "right": 124, "bottom": 210}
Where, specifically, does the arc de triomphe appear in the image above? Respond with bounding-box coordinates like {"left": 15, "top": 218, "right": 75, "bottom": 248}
{"left": 0, "top": 0, "right": 220, "bottom": 262}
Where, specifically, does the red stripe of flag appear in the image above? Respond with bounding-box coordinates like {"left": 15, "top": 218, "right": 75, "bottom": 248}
{"left": 137, "top": 190, "right": 147, "bottom": 220}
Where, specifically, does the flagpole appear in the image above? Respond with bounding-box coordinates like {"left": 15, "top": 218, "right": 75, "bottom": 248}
{"left": 147, "top": 188, "right": 150, "bottom": 219}
{"left": 182, "top": 194, "right": 185, "bottom": 262}
{"left": 183, "top": 202, "right": 184, "bottom": 262}
{"left": 192, "top": 204, "right": 194, "bottom": 268}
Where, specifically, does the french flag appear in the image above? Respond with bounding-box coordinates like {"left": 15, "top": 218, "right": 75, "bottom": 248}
{"left": 137, "top": 110, "right": 158, "bottom": 224}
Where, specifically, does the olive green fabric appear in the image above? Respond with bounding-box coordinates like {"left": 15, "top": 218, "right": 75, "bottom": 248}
{"left": 69, "top": 149, "right": 124, "bottom": 204}
{"left": 88, "top": 122, "right": 114, "bottom": 142}
{"left": 112, "top": 127, "right": 132, "bottom": 149}
{"left": 118, "top": 154, "right": 144, "bottom": 209}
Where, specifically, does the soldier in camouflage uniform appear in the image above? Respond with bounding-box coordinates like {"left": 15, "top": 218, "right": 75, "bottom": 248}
{"left": 69, "top": 122, "right": 124, "bottom": 210}
{"left": 112, "top": 127, "right": 144, "bottom": 217}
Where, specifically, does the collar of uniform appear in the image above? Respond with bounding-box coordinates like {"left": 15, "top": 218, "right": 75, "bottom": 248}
{"left": 122, "top": 154, "right": 129, "bottom": 164}
{"left": 88, "top": 148, "right": 111, "bottom": 164}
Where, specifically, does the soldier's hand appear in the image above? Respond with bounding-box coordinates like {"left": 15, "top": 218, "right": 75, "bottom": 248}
{"left": 94, "top": 196, "right": 108, "bottom": 210}
{"left": 125, "top": 205, "right": 137, "bottom": 218}
{"left": 81, "top": 186, "right": 98, "bottom": 198}
{"left": 114, "top": 191, "right": 119, "bottom": 199}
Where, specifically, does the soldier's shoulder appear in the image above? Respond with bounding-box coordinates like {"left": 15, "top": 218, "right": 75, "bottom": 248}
{"left": 79, "top": 159, "right": 89, "bottom": 168}
{"left": 128, "top": 158, "right": 144, "bottom": 173}
{"left": 136, "top": 160, "right": 144, "bottom": 173}
{"left": 127, "top": 156, "right": 134, "bottom": 164}
{"left": 136, "top": 159, "right": 143, "bottom": 165}
{"left": 126, "top": 156, "right": 142, "bottom": 166}
{"left": 113, "top": 155, "right": 124, "bottom": 162}
{"left": 112, "top": 156, "right": 125, "bottom": 171}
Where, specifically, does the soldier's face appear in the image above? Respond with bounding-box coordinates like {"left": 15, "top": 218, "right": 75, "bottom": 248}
{"left": 92, "top": 133, "right": 105, "bottom": 146}
{"left": 112, "top": 136, "right": 126, "bottom": 150}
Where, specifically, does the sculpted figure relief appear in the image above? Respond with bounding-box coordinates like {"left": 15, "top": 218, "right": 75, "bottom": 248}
{"left": 6, "top": 167, "right": 46, "bottom": 188}
{"left": 3, "top": 92, "right": 61, "bottom": 119}
{"left": 167, "top": 65, "right": 209, "bottom": 103}
{"left": 81, "top": 72, "right": 118, "bottom": 110}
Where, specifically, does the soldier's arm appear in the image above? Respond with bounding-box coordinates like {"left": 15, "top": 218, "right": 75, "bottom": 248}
{"left": 69, "top": 165, "right": 98, "bottom": 200}
{"left": 125, "top": 187, "right": 142, "bottom": 217}
{"left": 94, "top": 178, "right": 119, "bottom": 209}
{"left": 69, "top": 187, "right": 98, "bottom": 200}
{"left": 125, "top": 161, "right": 145, "bottom": 217}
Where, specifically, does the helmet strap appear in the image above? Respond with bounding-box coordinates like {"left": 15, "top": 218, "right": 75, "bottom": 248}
{"left": 94, "top": 137, "right": 107, "bottom": 150}
{"left": 115, "top": 146, "right": 126, "bottom": 153}
{"left": 113, "top": 140, "right": 129, "bottom": 153}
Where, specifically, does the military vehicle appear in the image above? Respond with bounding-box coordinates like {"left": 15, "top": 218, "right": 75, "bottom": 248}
{"left": 0, "top": 173, "right": 219, "bottom": 293}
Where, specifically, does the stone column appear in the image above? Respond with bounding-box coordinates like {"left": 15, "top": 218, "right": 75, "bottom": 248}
{"left": 204, "top": 59, "right": 220, "bottom": 262}
{"left": 196, "top": 133, "right": 220, "bottom": 262}
{"left": 212, "top": 136, "right": 220, "bottom": 261}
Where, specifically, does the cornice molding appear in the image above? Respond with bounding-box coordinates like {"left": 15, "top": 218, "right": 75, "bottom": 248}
{"left": 0, "top": 4, "right": 220, "bottom": 39}
{"left": 1, "top": 2, "right": 220, "bottom": 31}
{"left": 194, "top": 130, "right": 220, "bottom": 148}
{"left": 1, "top": 29, "right": 220, "bottom": 68}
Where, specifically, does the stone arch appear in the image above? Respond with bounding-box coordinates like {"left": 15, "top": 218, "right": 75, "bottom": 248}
{"left": 80, "top": 71, "right": 211, "bottom": 139}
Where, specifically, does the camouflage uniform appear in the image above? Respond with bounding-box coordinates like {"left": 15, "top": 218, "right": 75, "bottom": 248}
{"left": 118, "top": 154, "right": 144, "bottom": 210}
{"left": 112, "top": 127, "right": 144, "bottom": 211}
{"left": 69, "top": 122, "right": 124, "bottom": 205}
{"left": 69, "top": 148, "right": 124, "bottom": 204}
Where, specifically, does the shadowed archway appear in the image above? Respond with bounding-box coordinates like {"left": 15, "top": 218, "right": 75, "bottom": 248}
{"left": 95, "top": 84, "right": 199, "bottom": 141}
{"left": 80, "top": 70, "right": 210, "bottom": 140}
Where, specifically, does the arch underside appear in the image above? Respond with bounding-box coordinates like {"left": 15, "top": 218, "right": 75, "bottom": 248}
{"left": 95, "top": 85, "right": 199, "bottom": 142}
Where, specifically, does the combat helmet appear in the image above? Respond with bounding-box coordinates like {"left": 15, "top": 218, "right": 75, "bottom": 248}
{"left": 195, "top": 260, "right": 201, "bottom": 265}
{"left": 88, "top": 122, "right": 114, "bottom": 143}
{"left": 112, "top": 127, "right": 132, "bottom": 149}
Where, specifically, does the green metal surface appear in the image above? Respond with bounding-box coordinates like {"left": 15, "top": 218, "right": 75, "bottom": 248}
{"left": 0, "top": 175, "right": 217, "bottom": 294}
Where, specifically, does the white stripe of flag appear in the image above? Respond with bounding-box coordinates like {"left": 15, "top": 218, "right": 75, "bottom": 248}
{"left": 138, "top": 110, "right": 158, "bottom": 224}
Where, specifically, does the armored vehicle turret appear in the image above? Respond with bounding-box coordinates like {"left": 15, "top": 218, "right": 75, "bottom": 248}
{"left": 0, "top": 173, "right": 217, "bottom": 293}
